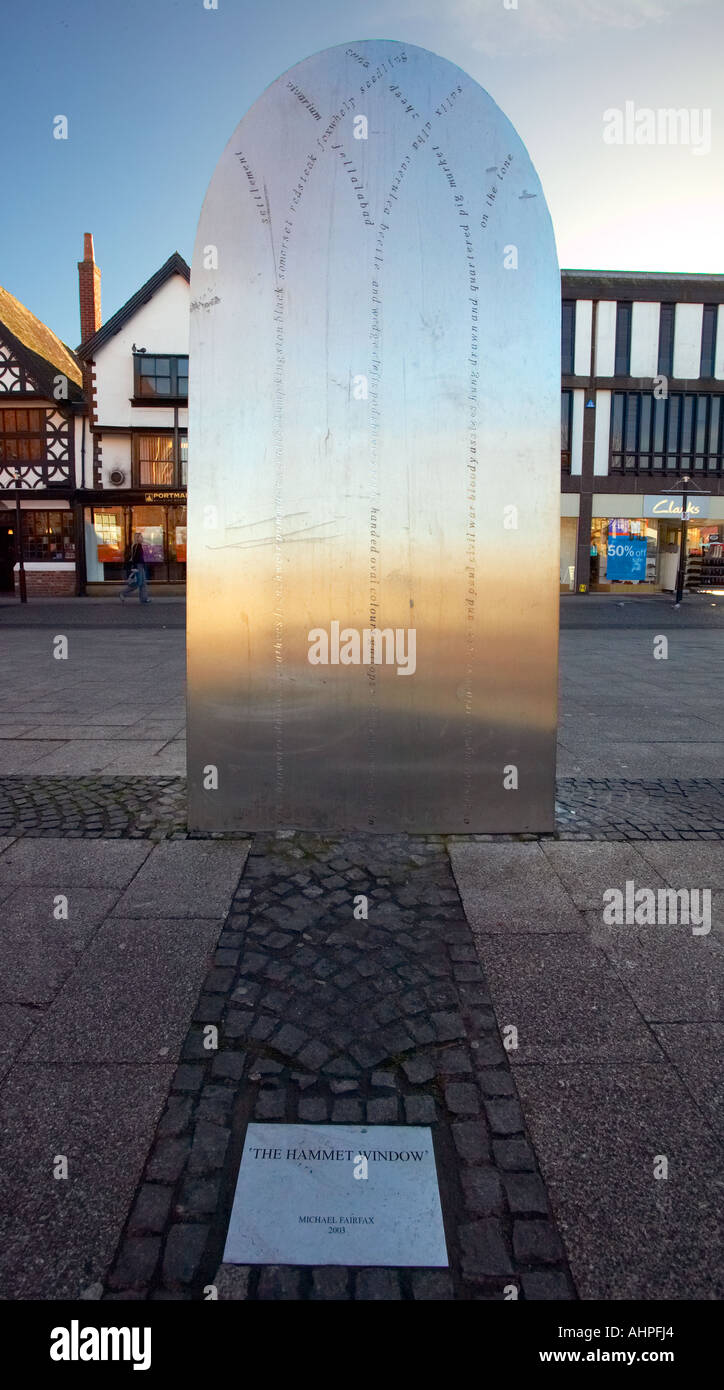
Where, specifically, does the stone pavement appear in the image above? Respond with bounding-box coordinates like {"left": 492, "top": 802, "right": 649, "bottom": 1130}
{"left": 0, "top": 837, "right": 247, "bottom": 1298}
{"left": 450, "top": 840, "right": 723, "bottom": 1300}
{"left": 0, "top": 600, "right": 722, "bottom": 1301}
{"left": 1, "top": 824, "right": 720, "bottom": 1300}
{"left": 104, "top": 833, "right": 573, "bottom": 1302}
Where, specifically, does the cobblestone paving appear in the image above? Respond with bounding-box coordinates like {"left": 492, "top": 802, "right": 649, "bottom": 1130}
{"left": 555, "top": 777, "right": 724, "bottom": 840}
{"left": 0, "top": 776, "right": 187, "bottom": 839}
{"left": 2, "top": 775, "right": 724, "bottom": 840}
{"left": 103, "top": 833, "right": 575, "bottom": 1301}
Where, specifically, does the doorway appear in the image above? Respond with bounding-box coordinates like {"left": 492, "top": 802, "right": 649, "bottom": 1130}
{"left": 0, "top": 518, "right": 16, "bottom": 593}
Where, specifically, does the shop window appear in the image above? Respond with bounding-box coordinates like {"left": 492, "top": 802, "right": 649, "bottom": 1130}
{"left": 132, "top": 506, "right": 167, "bottom": 580}
{"left": 21, "top": 510, "right": 75, "bottom": 561}
{"left": 590, "top": 517, "right": 658, "bottom": 589}
{"left": 92, "top": 509, "right": 125, "bottom": 564}
{"left": 86, "top": 506, "right": 188, "bottom": 585}
{"left": 133, "top": 354, "right": 188, "bottom": 400}
{"left": 168, "top": 505, "right": 187, "bottom": 582}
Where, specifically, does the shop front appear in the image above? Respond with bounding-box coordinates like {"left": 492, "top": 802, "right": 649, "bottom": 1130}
{"left": 588, "top": 494, "right": 724, "bottom": 593}
{"left": 589, "top": 515, "right": 660, "bottom": 591}
{"left": 83, "top": 490, "right": 186, "bottom": 591}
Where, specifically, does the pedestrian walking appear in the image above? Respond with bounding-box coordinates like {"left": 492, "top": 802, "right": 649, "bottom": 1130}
{"left": 119, "top": 533, "right": 151, "bottom": 603}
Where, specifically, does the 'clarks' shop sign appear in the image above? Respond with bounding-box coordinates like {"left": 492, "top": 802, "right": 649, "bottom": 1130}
{"left": 644, "top": 494, "right": 710, "bottom": 521}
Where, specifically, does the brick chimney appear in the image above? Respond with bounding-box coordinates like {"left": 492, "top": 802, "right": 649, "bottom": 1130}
{"left": 78, "top": 233, "right": 101, "bottom": 343}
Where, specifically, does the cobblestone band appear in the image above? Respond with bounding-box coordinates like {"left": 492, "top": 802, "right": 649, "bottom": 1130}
{"left": 2, "top": 775, "right": 724, "bottom": 841}
{"left": 103, "top": 832, "right": 575, "bottom": 1301}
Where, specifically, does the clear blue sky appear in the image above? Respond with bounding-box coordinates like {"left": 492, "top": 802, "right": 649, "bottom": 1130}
{"left": 3, "top": 0, "right": 722, "bottom": 346}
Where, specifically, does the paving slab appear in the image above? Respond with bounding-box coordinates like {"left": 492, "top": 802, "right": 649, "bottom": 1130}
{"left": 20, "top": 917, "right": 223, "bottom": 1065}
{"left": 20, "top": 725, "right": 181, "bottom": 741}
{"left": 0, "top": 887, "right": 121, "bottom": 1004}
{"left": 514, "top": 1063, "right": 724, "bottom": 1299}
{"left": 637, "top": 841, "right": 724, "bottom": 888}
{"left": 100, "top": 744, "right": 187, "bottom": 775}
{"left": 651, "top": 1023, "right": 724, "bottom": 1139}
{"left": 449, "top": 843, "right": 585, "bottom": 933}
{"left": 559, "top": 741, "right": 724, "bottom": 779}
{"left": 585, "top": 914, "right": 724, "bottom": 1023}
{"left": 25, "top": 740, "right": 168, "bottom": 774}
{"left": 541, "top": 841, "right": 667, "bottom": 909}
{"left": 0, "top": 1065, "right": 173, "bottom": 1299}
{"left": 111, "top": 841, "right": 248, "bottom": 918}
{"left": 0, "top": 838, "right": 153, "bottom": 885}
{"left": 0, "top": 741, "right": 66, "bottom": 772}
{"left": 0, "top": 1005, "right": 40, "bottom": 1085}
{"left": 473, "top": 935, "right": 665, "bottom": 1064}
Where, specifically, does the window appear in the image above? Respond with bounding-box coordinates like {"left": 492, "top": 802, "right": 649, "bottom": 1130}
{"left": 133, "top": 354, "right": 188, "bottom": 400}
{"left": 610, "top": 392, "right": 724, "bottom": 474}
{"left": 562, "top": 301, "right": 576, "bottom": 374}
{"left": 700, "top": 305, "right": 717, "bottom": 378}
{"left": 614, "top": 302, "right": 632, "bottom": 375}
{"left": 0, "top": 407, "right": 44, "bottom": 461}
{"left": 92, "top": 509, "right": 125, "bottom": 563}
{"left": 137, "top": 434, "right": 174, "bottom": 485}
{"left": 658, "top": 304, "right": 675, "bottom": 377}
{"left": 561, "top": 391, "right": 573, "bottom": 470}
{"left": 134, "top": 432, "right": 187, "bottom": 486}
{"left": 21, "top": 510, "right": 75, "bottom": 560}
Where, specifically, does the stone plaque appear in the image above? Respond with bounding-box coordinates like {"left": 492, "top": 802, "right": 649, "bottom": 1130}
{"left": 223, "top": 1124, "right": 448, "bottom": 1267}
{"left": 188, "top": 39, "right": 560, "bottom": 833}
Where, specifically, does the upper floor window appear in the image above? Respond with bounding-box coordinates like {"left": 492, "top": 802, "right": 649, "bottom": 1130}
{"left": 610, "top": 390, "right": 723, "bottom": 473}
{"left": 657, "top": 303, "right": 675, "bottom": 377}
{"left": 134, "top": 431, "right": 187, "bottom": 487}
{"left": 133, "top": 353, "right": 188, "bottom": 401}
{"left": 614, "top": 302, "right": 632, "bottom": 376}
{"left": 700, "top": 305, "right": 718, "bottom": 378}
{"left": 0, "top": 407, "right": 44, "bottom": 461}
{"left": 561, "top": 301, "right": 576, "bottom": 374}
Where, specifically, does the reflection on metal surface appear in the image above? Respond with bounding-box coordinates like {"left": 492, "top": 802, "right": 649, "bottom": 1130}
{"left": 187, "top": 39, "right": 560, "bottom": 832}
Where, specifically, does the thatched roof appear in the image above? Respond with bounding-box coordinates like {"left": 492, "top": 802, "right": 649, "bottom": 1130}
{"left": 0, "top": 284, "right": 82, "bottom": 388}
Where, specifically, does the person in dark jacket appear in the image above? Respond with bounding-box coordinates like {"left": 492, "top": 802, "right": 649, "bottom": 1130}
{"left": 119, "top": 533, "right": 150, "bottom": 603}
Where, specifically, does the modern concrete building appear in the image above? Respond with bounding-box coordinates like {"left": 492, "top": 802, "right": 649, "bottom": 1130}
{"left": 561, "top": 271, "right": 724, "bottom": 594}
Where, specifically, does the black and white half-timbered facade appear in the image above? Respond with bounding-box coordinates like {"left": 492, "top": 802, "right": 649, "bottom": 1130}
{"left": 76, "top": 245, "right": 190, "bottom": 593}
{"left": 0, "top": 287, "right": 84, "bottom": 595}
{"left": 2, "top": 235, "right": 723, "bottom": 598}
